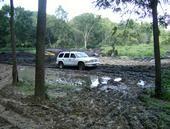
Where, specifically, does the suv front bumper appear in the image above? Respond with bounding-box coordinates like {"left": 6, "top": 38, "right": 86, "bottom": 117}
{"left": 85, "top": 62, "right": 100, "bottom": 67}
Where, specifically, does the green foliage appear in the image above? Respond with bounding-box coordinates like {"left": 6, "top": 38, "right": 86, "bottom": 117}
{"left": 15, "top": 7, "right": 35, "bottom": 47}
{"left": 116, "top": 44, "right": 154, "bottom": 57}
{"left": 55, "top": 5, "right": 68, "bottom": 21}
{"left": 160, "top": 29, "right": 170, "bottom": 45}
{"left": 100, "top": 45, "right": 114, "bottom": 56}
{"left": 70, "top": 13, "right": 103, "bottom": 48}
{"left": 0, "top": 5, "right": 10, "bottom": 48}
{"left": 116, "top": 44, "right": 170, "bottom": 58}
{"left": 0, "top": 4, "right": 170, "bottom": 52}
{"left": 46, "top": 15, "right": 75, "bottom": 48}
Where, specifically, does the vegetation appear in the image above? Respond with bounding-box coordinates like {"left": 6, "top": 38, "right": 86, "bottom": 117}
{"left": 140, "top": 95, "right": 170, "bottom": 129}
{"left": 116, "top": 44, "right": 170, "bottom": 58}
{"left": 162, "top": 69, "right": 170, "bottom": 101}
{"left": 0, "top": 5, "right": 170, "bottom": 52}
{"left": 17, "top": 81, "right": 34, "bottom": 95}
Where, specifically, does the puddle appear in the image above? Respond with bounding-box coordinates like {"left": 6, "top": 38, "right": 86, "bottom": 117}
{"left": 90, "top": 76, "right": 128, "bottom": 93}
{"left": 18, "top": 66, "right": 140, "bottom": 97}
{"left": 18, "top": 66, "right": 35, "bottom": 83}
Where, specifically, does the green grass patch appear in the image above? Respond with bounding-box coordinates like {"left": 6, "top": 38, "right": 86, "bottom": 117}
{"left": 162, "top": 69, "right": 170, "bottom": 101}
{"left": 16, "top": 81, "right": 77, "bottom": 96}
{"left": 0, "top": 47, "right": 36, "bottom": 54}
{"left": 140, "top": 95, "right": 170, "bottom": 129}
{"left": 100, "top": 45, "right": 113, "bottom": 56}
{"left": 17, "top": 81, "right": 34, "bottom": 95}
{"left": 116, "top": 44, "right": 170, "bottom": 58}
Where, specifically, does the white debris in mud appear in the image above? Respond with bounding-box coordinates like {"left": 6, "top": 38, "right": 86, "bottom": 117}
{"left": 114, "top": 77, "right": 122, "bottom": 82}
{"left": 137, "top": 80, "right": 154, "bottom": 88}
{"left": 100, "top": 76, "right": 111, "bottom": 85}
{"left": 90, "top": 76, "right": 99, "bottom": 88}
{"left": 137, "top": 80, "right": 145, "bottom": 87}
{"left": 90, "top": 76, "right": 111, "bottom": 88}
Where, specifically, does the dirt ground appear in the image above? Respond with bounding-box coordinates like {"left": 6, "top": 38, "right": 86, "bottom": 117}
{"left": 0, "top": 52, "right": 170, "bottom": 129}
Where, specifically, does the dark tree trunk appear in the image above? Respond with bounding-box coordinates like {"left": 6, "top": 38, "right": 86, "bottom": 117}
{"left": 10, "top": 0, "right": 18, "bottom": 86}
{"left": 35, "top": 0, "right": 47, "bottom": 99}
{"left": 151, "top": 0, "right": 162, "bottom": 98}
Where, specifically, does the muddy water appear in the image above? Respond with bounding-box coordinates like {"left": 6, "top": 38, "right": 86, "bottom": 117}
{"left": 18, "top": 66, "right": 154, "bottom": 98}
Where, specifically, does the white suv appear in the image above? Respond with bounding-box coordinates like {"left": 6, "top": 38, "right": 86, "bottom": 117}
{"left": 56, "top": 51, "right": 100, "bottom": 70}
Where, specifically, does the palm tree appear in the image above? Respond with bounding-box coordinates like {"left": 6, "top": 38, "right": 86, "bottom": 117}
{"left": 10, "top": 0, "right": 18, "bottom": 85}
{"left": 35, "top": 0, "right": 47, "bottom": 99}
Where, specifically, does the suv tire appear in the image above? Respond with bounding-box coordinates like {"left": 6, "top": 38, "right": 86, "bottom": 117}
{"left": 58, "top": 61, "right": 64, "bottom": 69}
{"left": 78, "top": 62, "right": 85, "bottom": 70}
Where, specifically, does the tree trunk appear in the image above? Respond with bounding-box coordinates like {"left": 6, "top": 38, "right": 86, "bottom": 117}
{"left": 151, "top": 0, "right": 162, "bottom": 98}
{"left": 84, "top": 36, "right": 87, "bottom": 49}
{"left": 10, "top": 0, "right": 18, "bottom": 86}
{"left": 35, "top": 0, "right": 47, "bottom": 99}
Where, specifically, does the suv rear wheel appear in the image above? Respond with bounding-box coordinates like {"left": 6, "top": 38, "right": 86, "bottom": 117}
{"left": 58, "top": 62, "right": 64, "bottom": 69}
{"left": 78, "top": 62, "right": 85, "bottom": 70}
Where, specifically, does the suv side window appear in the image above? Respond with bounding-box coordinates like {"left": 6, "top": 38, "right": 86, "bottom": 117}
{"left": 64, "top": 53, "right": 70, "bottom": 58}
{"left": 59, "top": 53, "right": 64, "bottom": 58}
{"left": 70, "top": 53, "right": 76, "bottom": 58}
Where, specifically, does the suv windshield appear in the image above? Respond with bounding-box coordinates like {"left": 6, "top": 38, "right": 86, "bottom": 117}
{"left": 76, "top": 52, "right": 88, "bottom": 58}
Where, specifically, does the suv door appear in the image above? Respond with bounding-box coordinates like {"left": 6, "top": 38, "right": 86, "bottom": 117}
{"left": 69, "top": 53, "right": 77, "bottom": 66}
{"left": 63, "top": 53, "right": 70, "bottom": 66}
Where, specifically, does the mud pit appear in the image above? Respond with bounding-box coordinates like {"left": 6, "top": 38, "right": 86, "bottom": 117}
{"left": 0, "top": 56, "right": 170, "bottom": 129}
{"left": 17, "top": 65, "right": 154, "bottom": 99}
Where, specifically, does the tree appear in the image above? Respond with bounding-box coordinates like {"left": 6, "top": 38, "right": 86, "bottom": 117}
{"left": 70, "top": 13, "right": 102, "bottom": 49}
{"left": 0, "top": 5, "right": 10, "bottom": 48}
{"left": 46, "top": 15, "right": 74, "bottom": 48}
{"left": 55, "top": 5, "right": 68, "bottom": 21}
{"left": 95, "top": 0, "right": 170, "bottom": 98}
{"left": 15, "top": 7, "right": 35, "bottom": 47}
{"left": 35, "top": 0, "right": 47, "bottom": 99}
{"left": 10, "top": 0, "right": 18, "bottom": 85}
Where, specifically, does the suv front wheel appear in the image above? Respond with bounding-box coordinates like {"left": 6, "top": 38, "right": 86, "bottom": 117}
{"left": 78, "top": 62, "right": 85, "bottom": 70}
{"left": 58, "top": 61, "right": 64, "bottom": 69}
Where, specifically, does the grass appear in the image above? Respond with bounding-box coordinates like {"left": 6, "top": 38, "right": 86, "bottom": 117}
{"left": 139, "top": 69, "right": 170, "bottom": 128}
{"left": 116, "top": 44, "right": 170, "bottom": 58}
{"left": 140, "top": 95, "right": 170, "bottom": 129}
{"left": 162, "top": 69, "right": 170, "bottom": 101}
{"left": 0, "top": 47, "right": 36, "bottom": 54}
{"left": 16, "top": 80, "right": 78, "bottom": 97}
{"left": 17, "top": 81, "right": 35, "bottom": 95}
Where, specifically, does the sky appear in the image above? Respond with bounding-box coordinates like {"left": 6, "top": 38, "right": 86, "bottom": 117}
{"left": 1, "top": 0, "right": 170, "bottom": 24}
